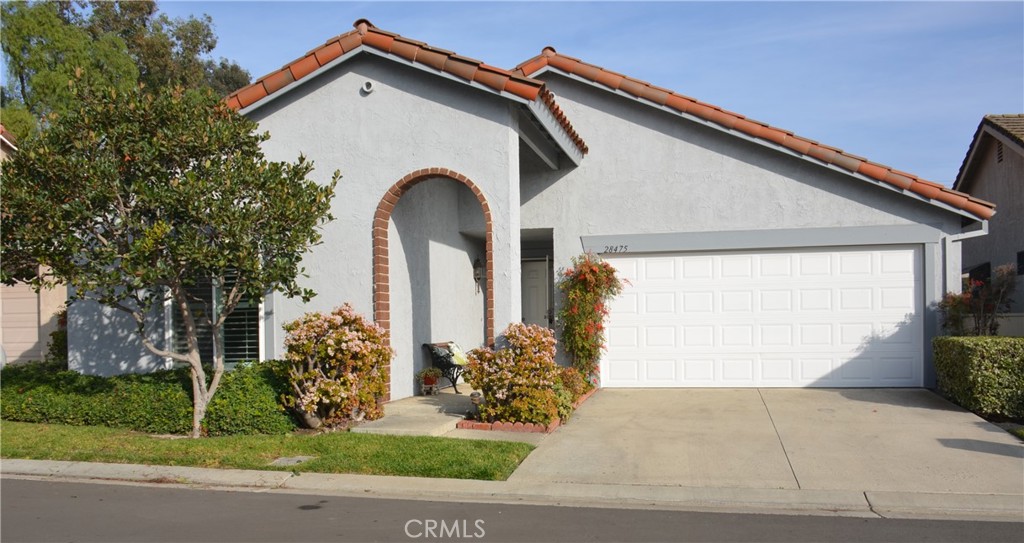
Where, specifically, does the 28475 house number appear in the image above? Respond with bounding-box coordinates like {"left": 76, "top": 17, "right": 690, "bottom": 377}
{"left": 602, "top": 245, "right": 629, "bottom": 253}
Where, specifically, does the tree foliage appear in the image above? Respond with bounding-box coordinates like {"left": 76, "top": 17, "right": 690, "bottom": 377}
{"left": 2, "top": 82, "right": 338, "bottom": 437}
{"left": 0, "top": 0, "right": 139, "bottom": 127}
{"left": 1, "top": 0, "right": 251, "bottom": 141}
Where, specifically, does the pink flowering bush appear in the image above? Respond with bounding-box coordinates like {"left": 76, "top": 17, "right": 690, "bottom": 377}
{"left": 282, "top": 304, "right": 392, "bottom": 428}
{"left": 464, "top": 323, "right": 560, "bottom": 425}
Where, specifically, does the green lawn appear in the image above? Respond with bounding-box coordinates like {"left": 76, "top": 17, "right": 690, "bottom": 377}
{"left": 0, "top": 421, "right": 533, "bottom": 481}
{"left": 1010, "top": 427, "right": 1024, "bottom": 441}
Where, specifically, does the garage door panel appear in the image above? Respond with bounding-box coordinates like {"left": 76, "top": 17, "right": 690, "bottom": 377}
{"left": 602, "top": 246, "right": 923, "bottom": 388}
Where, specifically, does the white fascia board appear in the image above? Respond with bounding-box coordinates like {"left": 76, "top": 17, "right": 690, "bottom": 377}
{"left": 531, "top": 66, "right": 986, "bottom": 223}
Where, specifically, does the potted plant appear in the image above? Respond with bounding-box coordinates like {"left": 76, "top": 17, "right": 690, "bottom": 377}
{"left": 417, "top": 367, "right": 443, "bottom": 387}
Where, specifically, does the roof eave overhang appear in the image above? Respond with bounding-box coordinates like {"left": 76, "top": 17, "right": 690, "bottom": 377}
{"left": 530, "top": 65, "right": 989, "bottom": 224}
{"left": 239, "top": 47, "right": 583, "bottom": 165}
{"left": 953, "top": 123, "right": 1024, "bottom": 192}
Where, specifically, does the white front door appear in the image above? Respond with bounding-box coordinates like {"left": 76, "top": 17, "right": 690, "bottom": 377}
{"left": 602, "top": 245, "right": 924, "bottom": 388}
{"left": 521, "top": 260, "right": 551, "bottom": 327}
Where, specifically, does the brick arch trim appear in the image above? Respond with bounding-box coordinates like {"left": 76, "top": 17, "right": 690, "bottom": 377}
{"left": 373, "top": 168, "right": 495, "bottom": 359}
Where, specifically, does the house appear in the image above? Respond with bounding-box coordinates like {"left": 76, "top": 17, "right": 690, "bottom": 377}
{"left": 952, "top": 114, "right": 1024, "bottom": 335}
{"left": 68, "top": 20, "right": 996, "bottom": 398}
{"left": 0, "top": 124, "right": 67, "bottom": 365}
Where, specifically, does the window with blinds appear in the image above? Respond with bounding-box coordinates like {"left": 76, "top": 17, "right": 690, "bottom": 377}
{"left": 171, "top": 273, "right": 260, "bottom": 364}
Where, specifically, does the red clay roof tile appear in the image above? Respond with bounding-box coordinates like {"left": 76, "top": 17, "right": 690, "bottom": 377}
{"left": 474, "top": 66, "right": 510, "bottom": 93}
{"left": 830, "top": 153, "right": 862, "bottom": 173}
{"left": 262, "top": 69, "right": 295, "bottom": 94}
{"left": 226, "top": 20, "right": 587, "bottom": 156}
{"left": 443, "top": 56, "right": 478, "bottom": 81}
{"left": 906, "top": 180, "right": 941, "bottom": 199}
{"left": 236, "top": 83, "right": 268, "bottom": 108}
{"left": 505, "top": 78, "right": 541, "bottom": 100}
{"left": 640, "top": 86, "right": 671, "bottom": 106}
{"left": 338, "top": 32, "right": 361, "bottom": 53}
{"left": 514, "top": 49, "right": 994, "bottom": 220}
{"left": 389, "top": 39, "right": 420, "bottom": 62}
{"left": 288, "top": 54, "right": 319, "bottom": 80}
{"left": 362, "top": 31, "right": 394, "bottom": 52}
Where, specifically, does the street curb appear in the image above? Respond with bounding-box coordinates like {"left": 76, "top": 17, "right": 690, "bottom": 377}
{"left": 3, "top": 459, "right": 1022, "bottom": 522}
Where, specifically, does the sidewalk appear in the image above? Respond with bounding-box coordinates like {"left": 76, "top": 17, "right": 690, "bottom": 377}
{"left": 3, "top": 459, "right": 1021, "bottom": 522}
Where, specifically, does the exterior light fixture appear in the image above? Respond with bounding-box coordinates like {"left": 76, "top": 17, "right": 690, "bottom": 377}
{"left": 473, "top": 258, "right": 484, "bottom": 292}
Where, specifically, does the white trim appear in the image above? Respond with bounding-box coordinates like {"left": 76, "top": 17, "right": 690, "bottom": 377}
{"left": 163, "top": 296, "right": 174, "bottom": 370}
{"left": 257, "top": 298, "right": 266, "bottom": 362}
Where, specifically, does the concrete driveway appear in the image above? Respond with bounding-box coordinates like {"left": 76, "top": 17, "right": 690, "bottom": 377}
{"left": 509, "top": 389, "right": 1024, "bottom": 494}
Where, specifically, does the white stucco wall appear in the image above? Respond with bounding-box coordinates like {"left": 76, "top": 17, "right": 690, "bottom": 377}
{"left": 388, "top": 179, "right": 486, "bottom": 398}
{"left": 521, "top": 75, "right": 965, "bottom": 260}
{"left": 68, "top": 295, "right": 167, "bottom": 375}
{"left": 251, "top": 55, "right": 520, "bottom": 398}
{"left": 252, "top": 54, "right": 519, "bottom": 331}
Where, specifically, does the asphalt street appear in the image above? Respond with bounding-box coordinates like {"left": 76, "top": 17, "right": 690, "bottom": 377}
{"left": 2, "top": 479, "right": 1021, "bottom": 543}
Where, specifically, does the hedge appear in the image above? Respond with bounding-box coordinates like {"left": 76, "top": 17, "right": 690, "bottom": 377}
{"left": 0, "top": 360, "right": 297, "bottom": 435}
{"left": 933, "top": 336, "right": 1024, "bottom": 419}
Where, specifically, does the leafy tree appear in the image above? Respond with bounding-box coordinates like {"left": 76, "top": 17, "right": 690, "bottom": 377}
{"left": 0, "top": 1, "right": 138, "bottom": 126}
{"left": 2, "top": 82, "right": 338, "bottom": 437}
{"left": 1, "top": 0, "right": 251, "bottom": 141}
{"left": 204, "top": 58, "right": 253, "bottom": 97}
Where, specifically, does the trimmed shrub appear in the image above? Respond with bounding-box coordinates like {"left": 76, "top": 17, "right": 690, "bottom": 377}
{"left": 553, "top": 382, "right": 574, "bottom": 422}
{"left": 281, "top": 304, "right": 392, "bottom": 428}
{"left": 465, "top": 323, "right": 560, "bottom": 425}
{"left": 933, "top": 336, "right": 1024, "bottom": 419}
{"left": 204, "top": 361, "right": 297, "bottom": 436}
{"left": 0, "top": 360, "right": 296, "bottom": 435}
{"left": 558, "top": 367, "right": 590, "bottom": 402}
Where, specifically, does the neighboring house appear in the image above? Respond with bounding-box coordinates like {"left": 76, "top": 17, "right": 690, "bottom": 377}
{"left": 69, "top": 20, "right": 996, "bottom": 397}
{"left": 952, "top": 114, "right": 1024, "bottom": 335}
{"left": 0, "top": 124, "right": 67, "bottom": 364}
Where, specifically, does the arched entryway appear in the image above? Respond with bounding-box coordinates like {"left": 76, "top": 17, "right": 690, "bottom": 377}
{"left": 373, "top": 168, "right": 494, "bottom": 401}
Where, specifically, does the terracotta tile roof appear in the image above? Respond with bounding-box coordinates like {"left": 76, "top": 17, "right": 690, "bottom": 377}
{"left": 983, "top": 114, "right": 1024, "bottom": 148}
{"left": 515, "top": 47, "right": 995, "bottom": 221}
{"left": 226, "top": 19, "right": 586, "bottom": 155}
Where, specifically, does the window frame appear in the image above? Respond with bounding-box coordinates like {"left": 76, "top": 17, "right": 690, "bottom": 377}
{"left": 162, "top": 278, "right": 264, "bottom": 370}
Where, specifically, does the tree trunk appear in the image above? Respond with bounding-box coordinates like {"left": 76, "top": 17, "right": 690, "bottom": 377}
{"left": 190, "top": 368, "right": 208, "bottom": 438}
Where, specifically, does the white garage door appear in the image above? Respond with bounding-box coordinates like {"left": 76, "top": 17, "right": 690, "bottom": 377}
{"left": 601, "top": 245, "right": 923, "bottom": 387}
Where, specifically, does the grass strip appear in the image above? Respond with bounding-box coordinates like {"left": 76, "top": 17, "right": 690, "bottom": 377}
{"left": 0, "top": 421, "right": 533, "bottom": 481}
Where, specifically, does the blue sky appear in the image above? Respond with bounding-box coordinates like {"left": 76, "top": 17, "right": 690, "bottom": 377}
{"left": 157, "top": 1, "right": 1023, "bottom": 186}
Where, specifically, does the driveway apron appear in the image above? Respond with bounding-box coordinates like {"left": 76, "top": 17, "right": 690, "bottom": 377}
{"left": 761, "top": 388, "right": 1024, "bottom": 493}
{"left": 509, "top": 388, "right": 1024, "bottom": 495}
{"left": 510, "top": 389, "right": 800, "bottom": 489}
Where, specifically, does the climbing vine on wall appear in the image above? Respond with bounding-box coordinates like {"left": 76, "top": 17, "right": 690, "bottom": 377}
{"left": 557, "top": 253, "right": 624, "bottom": 382}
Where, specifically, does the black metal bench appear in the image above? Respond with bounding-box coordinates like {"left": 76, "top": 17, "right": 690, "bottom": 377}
{"left": 423, "top": 342, "right": 465, "bottom": 394}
